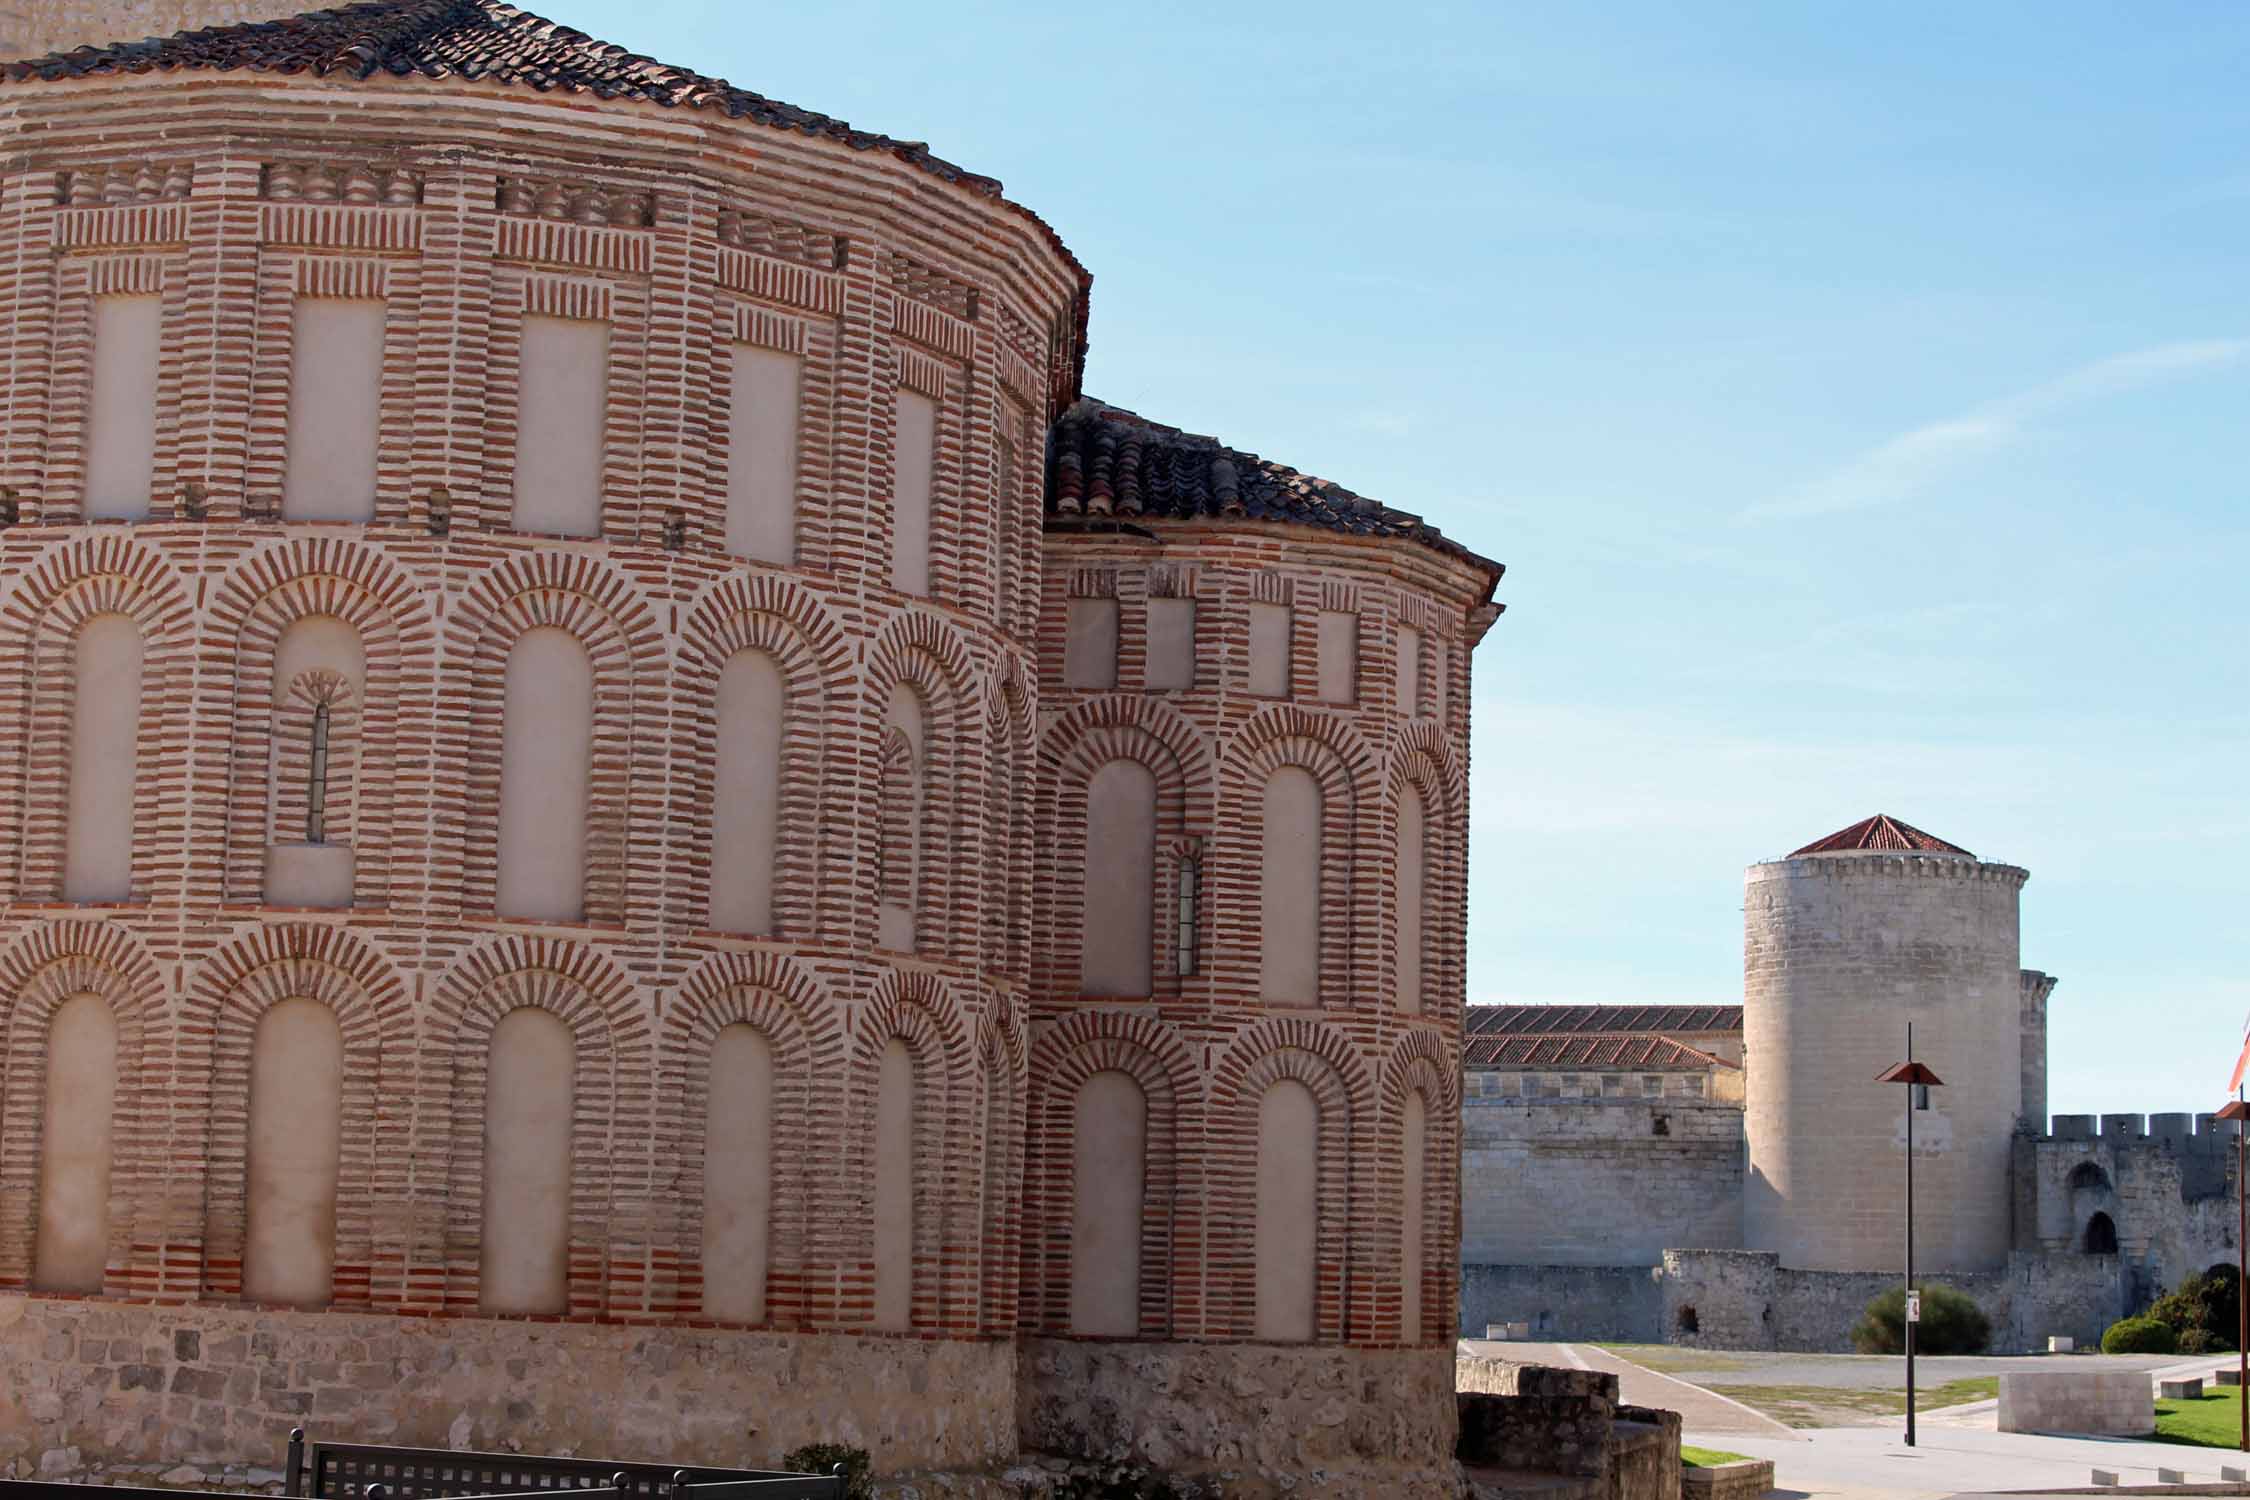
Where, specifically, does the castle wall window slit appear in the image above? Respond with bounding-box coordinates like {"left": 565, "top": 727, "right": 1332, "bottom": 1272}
{"left": 83, "top": 294, "right": 160, "bottom": 521}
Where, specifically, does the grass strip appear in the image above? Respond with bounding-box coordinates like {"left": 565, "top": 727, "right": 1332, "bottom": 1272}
{"left": 1680, "top": 1445, "right": 1751, "bottom": 1468}
{"left": 2156, "top": 1387, "right": 2249, "bottom": 1448}
{"left": 1704, "top": 1376, "right": 1999, "bottom": 1428}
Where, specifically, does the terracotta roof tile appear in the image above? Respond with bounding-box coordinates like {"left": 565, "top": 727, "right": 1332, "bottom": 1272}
{"left": 1047, "top": 398, "right": 1505, "bottom": 582}
{"left": 0, "top": 0, "right": 1091, "bottom": 367}
{"left": 1462, "top": 1034, "right": 1737, "bottom": 1072}
{"left": 1464, "top": 1004, "right": 1743, "bottom": 1038}
{"left": 1789, "top": 814, "right": 1971, "bottom": 859}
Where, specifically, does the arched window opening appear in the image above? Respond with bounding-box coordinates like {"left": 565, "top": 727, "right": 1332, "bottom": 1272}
{"left": 1255, "top": 1077, "right": 1319, "bottom": 1342}
{"left": 1396, "top": 782, "right": 1427, "bottom": 1013}
{"left": 871, "top": 1037, "right": 917, "bottom": 1331}
{"left": 2083, "top": 1211, "right": 2118, "bottom": 1255}
{"left": 1401, "top": 1089, "right": 1427, "bottom": 1339}
{"left": 1070, "top": 1070, "right": 1146, "bottom": 1336}
{"left": 2069, "top": 1161, "right": 2112, "bottom": 1193}
{"left": 711, "top": 650, "right": 785, "bottom": 936}
{"left": 480, "top": 1007, "right": 574, "bottom": 1315}
{"left": 1260, "top": 768, "right": 1322, "bottom": 1005}
{"left": 702, "top": 1023, "right": 775, "bottom": 1323}
{"left": 243, "top": 997, "right": 342, "bottom": 1307}
{"left": 876, "top": 686, "right": 925, "bottom": 953}
{"left": 32, "top": 992, "right": 117, "bottom": 1293}
{"left": 1081, "top": 759, "right": 1156, "bottom": 996}
{"left": 495, "top": 628, "right": 594, "bottom": 922}
{"left": 63, "top": 613, "right": 144, "bottom": 903}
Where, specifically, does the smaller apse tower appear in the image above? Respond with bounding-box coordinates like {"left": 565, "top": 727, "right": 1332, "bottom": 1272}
{"left": 1743, "top": 815, "right": 2029, "bottom": 1274}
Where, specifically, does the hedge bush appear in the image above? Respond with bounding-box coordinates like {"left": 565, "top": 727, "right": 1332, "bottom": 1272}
{"left": 2149, "top": 1266, "right": 2240, "bottom": 1354}
{"left": 1851, "top": 1283, "right": 1990, "bottom": 1356}
{"left": 2101, "top": 1316, "right": 2177, "bottom": 1355}
{"left": 780, "top": 1445, "right": 872, "bottom": 1500}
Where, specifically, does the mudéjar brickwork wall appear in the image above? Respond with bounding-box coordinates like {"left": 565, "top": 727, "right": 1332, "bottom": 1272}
{"left": 0, "top": 21, "right": 1503, "bottom": 1500}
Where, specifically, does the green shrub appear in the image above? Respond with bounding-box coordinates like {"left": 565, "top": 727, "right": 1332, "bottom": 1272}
{"left": 780, "top": 1445, "right": 872, "bottom": 1500}
{"left": 2101, "top": 1316, "right": 2177, "bottom": 1355}
{"left": 1851, "top": 1283, "right": 1990, "bottom": 1356}
{"left": 2149, "top": 1266, "right": 2240, "bottom": 1354}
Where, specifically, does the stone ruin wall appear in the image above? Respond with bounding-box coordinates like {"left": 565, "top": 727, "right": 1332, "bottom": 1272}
{"left": 1463, "top": 1113, "right": 2235, "bottom": 1353}
{"left": 1, "top": 0, "right": 316, "bottom": 61}
{"left": 0, "top": 60, "right": 1492, "bottom": 1497}
{"left": 1461, "top": 1093, "right": 1744, "bottom": 1267}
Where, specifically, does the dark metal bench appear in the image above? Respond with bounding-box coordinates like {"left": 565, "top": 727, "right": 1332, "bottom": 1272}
{"left": 286, "top": 1433, "right": 844, "bottom": 1500}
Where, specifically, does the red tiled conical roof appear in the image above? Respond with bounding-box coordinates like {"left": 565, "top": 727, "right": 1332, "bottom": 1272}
{"left": 0, "top": 1, "right": 1087, "bottom": 267}
{"left": 1048, "top": 399, "right": 1506, "bottom": 580}
{"left": 1789, "top": 814, "right": 1971, "bottom": 859}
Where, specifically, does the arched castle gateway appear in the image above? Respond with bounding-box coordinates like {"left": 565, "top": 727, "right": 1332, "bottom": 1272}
{"left": 0, "top": 4, "right": 1504, "bottom": 1495}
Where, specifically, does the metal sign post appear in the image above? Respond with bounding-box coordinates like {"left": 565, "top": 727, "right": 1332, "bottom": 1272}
{"left": 1878, "top": 1025, "right": 1943, "bottom": 1451}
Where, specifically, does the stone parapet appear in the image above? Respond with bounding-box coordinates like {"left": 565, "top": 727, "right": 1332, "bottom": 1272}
{"left": 1015, "top": 1338, "right": 1457, "bottom": 1500}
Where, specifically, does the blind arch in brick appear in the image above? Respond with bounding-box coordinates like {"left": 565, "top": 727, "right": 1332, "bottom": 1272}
{"left": 1381, "top": 1036, "right": 1458, "bottom": 1346}
{"left": 851, "top": 971, "right": 970, "bottom": 1334}
{"left": 209, "top": 539, "right": 430, "bottom": 908}
{"left": 1036, "top": 697, "right": 1210, "bottom": 1002}
{"left": 677, "top": 577, "right": 850, "bottom": 941}
{"left": 429, "top": 939, "right": 649, "bottom": 1319}
{"left": 663, "top": 954, "right": 842, "bottom": 1328}
{"left": 1022, "top": 1011, "right": 1195, "bottom": 1339}
{"left": 448, "top": 555, "right": 662, "bottom": 928}
{"left": 865, "top": 612, "right": 979, "bottom": 965}
{"left": 186, "top": 923, "right": 411, "bottom": 1308}
{"left": 0, "top": 537, "right": 192, "bottom": 907}
{"left": 1207, "top": 1019, "right": 1368, "bottom": 1343}
{"left": 0, "top": 921, "right": 169, "bottom": 1295}
{"left": 1218, "top": 708, "right": 1377, "bottom": 1013}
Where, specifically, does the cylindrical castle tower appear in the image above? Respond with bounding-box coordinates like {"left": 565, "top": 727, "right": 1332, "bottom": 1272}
{"left": 1743, "top": 815, "right": 2028, "bottom": 1273}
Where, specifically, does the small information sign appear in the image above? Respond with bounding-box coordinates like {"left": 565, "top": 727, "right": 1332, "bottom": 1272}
{"left": 1906, "top": 1292, "right": 1922, "bottom": 1324}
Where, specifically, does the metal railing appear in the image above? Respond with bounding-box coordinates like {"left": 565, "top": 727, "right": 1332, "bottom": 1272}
{"left": 286, "top": 1432, "right": 845, "bottom": 1500}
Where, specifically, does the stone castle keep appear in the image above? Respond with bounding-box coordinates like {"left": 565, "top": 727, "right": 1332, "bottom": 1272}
{"left": 1461, "top": 814, "right": 2235, "bottom": 1353}
{"left": 0, "top": 3, "right": 1505, "bottom": 1495}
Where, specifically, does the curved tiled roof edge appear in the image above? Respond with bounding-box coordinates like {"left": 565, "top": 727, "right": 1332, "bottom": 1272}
{"left": 1465, "top": 1003, "right": 1743, "bottom": 1037}
{"left": 1046, "top": 399, "right": 1505, "bottom": 587}
{"left": 0, "top": 0, "right": 1092, "bottom": 398}
{"left": 1788, "top": 814, "right": 1972, "bottom": 859}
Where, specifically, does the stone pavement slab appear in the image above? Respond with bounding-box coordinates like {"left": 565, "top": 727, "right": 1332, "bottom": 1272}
{"left": 1679, "top": 1423, "right": 2250, "bottom": 1500}
{"left": 1461, "top": 1339, "right": 1800, "bottom": 1438}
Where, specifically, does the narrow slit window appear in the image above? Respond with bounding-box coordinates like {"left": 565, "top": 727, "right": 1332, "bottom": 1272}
{"left": 1174, "top": 857, "right": 1200, "bottom": 977}
{"left": 306, "top": 703, "right": 331, "bottom": 844}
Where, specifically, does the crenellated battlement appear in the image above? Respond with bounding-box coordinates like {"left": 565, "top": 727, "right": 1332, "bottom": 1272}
{"left": 2039, "top": 1112, "right": 2234, "bottom": 1144}
{"left": 1747, "top": 852, "right": 2031, "bottom": 888}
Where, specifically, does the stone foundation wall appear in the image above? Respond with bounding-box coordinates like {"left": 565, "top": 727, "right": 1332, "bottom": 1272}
{"left": 1461, "top": 1096, "right": 1743, "bottom": 1266}
{"left": 1462, "top": 1247, "right": 2129, "bottom": 1353}
{"left": 0, "top": 1295, "right": 1014, "bottom": 1478}
{"left": 1459, "top": 1263, "right": 1661, "bottom": 1342}
{"left": 1015, "top": 1338, "right": 1456, "bottom": 1500}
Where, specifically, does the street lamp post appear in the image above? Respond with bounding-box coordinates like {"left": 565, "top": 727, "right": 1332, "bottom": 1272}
{"left": 2218, "top": 1093, "right": 2248, "bottom": 1453}
{"left": 1879, "top": 1023, "right": 1944, "bottom": 1450}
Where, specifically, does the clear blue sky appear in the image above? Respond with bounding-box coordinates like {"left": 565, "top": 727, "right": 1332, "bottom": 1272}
{"left": 562, "top": 0, "right": 2246, "bottom": 1119}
